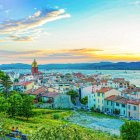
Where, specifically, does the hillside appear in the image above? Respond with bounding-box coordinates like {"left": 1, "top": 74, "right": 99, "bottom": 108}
{"left": 0, "top": 62, "right": 140, "bottom": 70}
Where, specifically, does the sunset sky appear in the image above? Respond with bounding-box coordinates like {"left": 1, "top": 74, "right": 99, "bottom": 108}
{"left": 0, "top": 0, "right": 140, "bottom": 64}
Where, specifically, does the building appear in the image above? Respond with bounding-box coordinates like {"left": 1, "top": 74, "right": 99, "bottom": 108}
{"left": 104, "top": 95, "right": 128, "bottom": 117}
{"left": 32, "top": 59, "right": 39, "bottom": 75}
{"left": 127, "top": 100, "right": 140, "bottom": 120}
{"left": 14, "top": 81, "right": 34, "bottom": 92}
{"left": 88, "top": 88, "right": 121, "bottom": 111}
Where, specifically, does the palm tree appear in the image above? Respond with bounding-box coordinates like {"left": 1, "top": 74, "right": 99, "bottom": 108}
{"left": 0, "top": 74, "right": 12, "bottom": 97}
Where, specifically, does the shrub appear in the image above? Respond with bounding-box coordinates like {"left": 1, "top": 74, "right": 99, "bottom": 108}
{"left": 53, "top": 114, "right": 60, "bottom": 119}
{"left": 120, "top": 121, "right": 140, "bottom": 140}
{"left": 80, "top": 96, "right": 88, "bottom": 105}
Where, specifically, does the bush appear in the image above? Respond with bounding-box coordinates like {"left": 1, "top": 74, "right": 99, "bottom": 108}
{"left": 90, "top": 107, "right": 95, "bottom": 112}
{"left": 80, "top": 96, "right": 88, "bottom": 105}
{"left": 120, "top": 121, "right": 140, "bottom": 140}
{"left": 53, "top": 114, "right": 60, "bottom": 119}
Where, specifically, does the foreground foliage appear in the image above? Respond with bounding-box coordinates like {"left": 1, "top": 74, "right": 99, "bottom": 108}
{"left": 120, "top": 121, "right": 140, "bottom": 140}
{"left": 0, "top": 92, "right": 34, "bottom": 119}
{"left": 0, "top": 109, "right": 120, "bottom": 140}
{"left": 31, "top": 125, "right": 120, "bottom": 140}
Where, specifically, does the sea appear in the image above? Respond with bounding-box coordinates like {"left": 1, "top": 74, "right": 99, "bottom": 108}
{"left": 3, "top": 69, "right": 140, "bottom": 87}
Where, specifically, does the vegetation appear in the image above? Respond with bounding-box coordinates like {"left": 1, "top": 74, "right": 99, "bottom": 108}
{"left": 67, "top": 90, "right": 79, "bottom": 105}
{"left": 80, "top": 96, "right": 88, "bottom": 105}
{"left": 120, "top": 121, "right": 140, "bottom": 140}
{"left": 0, "top": 92, "right": 34, "bottom": 120}
{"left": 0, "top": 109, "right": 120, "bottom": 140}
{"left": 0, "top": 71, "right": 12, "bottom": 97}
{"left": 31, "top": 124, "right": 119, "bottom": 140}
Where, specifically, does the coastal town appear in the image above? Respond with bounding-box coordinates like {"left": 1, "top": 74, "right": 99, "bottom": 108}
{"left": 1, "top": 59, "right": 140, "bottom": 121}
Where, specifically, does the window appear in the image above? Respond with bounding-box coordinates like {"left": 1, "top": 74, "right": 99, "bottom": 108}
{"left": 98, "top": 93, "right": 100, "bottom": 96}
{"left": 111, "top": 101, "right": 113, "bottom": 106}
{"left": 122, "top": 104, "right": 125, "bottom": 108}
{"left": 98, "top": 99, "right": 100, "bottom": 103}
{"left": 134, "top": 106, "right": 137, "bottom": 111}
{"left": 128, "top": 105, "right": 131, "bottom": 110}
{"left": 107, "top": 101, "right": 109, "bottom": 105}
{"left": 124, "top": 110, "right": 125, "bottom": 114}
{"left": 116, "top": 103, "right": 119, "bottom": 106}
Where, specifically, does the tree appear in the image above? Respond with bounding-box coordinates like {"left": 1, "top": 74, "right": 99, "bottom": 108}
{"left": 0, "top": 71, "right": 4, "bottom": 79}
{"left": 8, "top": 93, "right": 23, "bottom": 117}
{"left": 0, "top": 74, "right": 12, "bottom": 97}
{"left": 120, "top": 121, "right": 140, "bottom": 140}
{"left": 0, "top": 96, "right": 10, "bottom": 113}
{"left": 80, "top": 96, "right": 88, "bottom": 105}
{"left": 18, "top": 95, "right": 34, "bottom": 120}
{"left": 67, "top": 90, "right": 79, "bottom": 105}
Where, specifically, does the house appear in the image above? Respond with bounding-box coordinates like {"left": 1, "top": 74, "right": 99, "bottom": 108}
{"left": 88, "top": 88, "right": 121, "bottom": 111}
{"left": 113, "top": 78, "right": 130, "bottom": 89}
{"left": 104, "top": 95, "right": 128, "bottom": 117}
{"left": 26, "top": 86, "right": 48, "bottom": 96}
{"left": 79, "top": 85, "right": 93, "bottom": 99}
{"left": 121, "top": 88, "right": 140, "bottom": 99}
{"left": 104, "top": 95, "right": 140, "bottom": 120}
{"left": 127, "top": 100, "right": 140, "bottom": 120}
{"left": 13, "top": 81, "right": 34, "bottom": 92}
{"left": 40, "top": 93, "right": 74, "bottom": 109}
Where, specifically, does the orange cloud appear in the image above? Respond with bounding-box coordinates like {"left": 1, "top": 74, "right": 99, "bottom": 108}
{"left": 0, "top": 48, "right": 139, "bottom": 64}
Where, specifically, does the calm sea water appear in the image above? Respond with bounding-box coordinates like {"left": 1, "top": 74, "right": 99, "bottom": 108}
{"left": 3, "top": 69, "right": 140, "bottom": 87}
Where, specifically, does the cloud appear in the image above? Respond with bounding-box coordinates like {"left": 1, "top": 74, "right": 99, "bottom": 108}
{"left": 0, "top": 48, "right": 101, "bottom": 59}
{"left": 130, "top": 1, "right": 140, "bottom": 6}
{"left": 0, "top": 9, "right": 70, "bottom": 32}
{"left": 9, "top": 35, "right": 33, "bottom": 42}
{"left": 0, "top": 8, "right": 70, "bottom": 41}
{"left": 0, "top": 48, "right": 140, "bottom": 63}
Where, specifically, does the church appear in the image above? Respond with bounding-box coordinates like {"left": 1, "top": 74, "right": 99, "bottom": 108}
{"left": 31, "top": 59, "right": 39, "bottom": 75}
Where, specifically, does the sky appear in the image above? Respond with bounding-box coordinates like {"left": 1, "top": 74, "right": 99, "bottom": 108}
{"left": 0, "top": 0, "right": 140, "bottom": 64}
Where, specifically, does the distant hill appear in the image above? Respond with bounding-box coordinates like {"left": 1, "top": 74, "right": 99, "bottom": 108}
{"left": 0, "top": 62, "right": 140, "bottom": 70}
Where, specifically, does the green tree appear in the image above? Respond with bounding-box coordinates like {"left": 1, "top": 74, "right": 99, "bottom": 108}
{"left": 67, "top": 90, "right": 79, "bottom": 105}
{"left": 80, "top": 96, "right": 88, "bottom": 105}
{"left": 120, "top": 121, "right": 140, "bottom": 140}
{"left": 0, "top": 71, "right": 4, "bottom": 79}
{"left": 8, "top": 93, "right": 23, "bottom": 117}
{"left": 0, "top": 96, "right": 10, "bottom": 113}
{"left": 18, "top": 95, "right": 34, "bottom": 120}
{"left": 0, "top": 74, "right": 12, "bottom": 97}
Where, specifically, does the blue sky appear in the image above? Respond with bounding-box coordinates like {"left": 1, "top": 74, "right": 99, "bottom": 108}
{"left": 0, "top": 0, "right": 140, "bottom": 64}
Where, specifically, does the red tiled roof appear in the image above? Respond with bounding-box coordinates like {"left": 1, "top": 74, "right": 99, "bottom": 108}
{"left": 96, "top": 87, "right": 111, "bottom": 93}
{"left": 122, "top": 88, "right": 140, "bottom": 94}
{"left": 127, "top": 100, "right": 140, "bottom": 105}
{"left": 26, "top": 86, "right": 48, "bottom": 95}
{"left": 100, "top": 80, "right": 107, "bottom": 83}
{"left": 41, "top": 92, "right": 58, "bottom": 98}
{"left": 105, "top": 95, "right": 121, "bottom": 101}
{"left": 105, "top": 95, "right": 128, "bottom": 104}
{"left": 105, "top": 95, "right": 140, "bottom": 105}
{"left": 15, "top": 81, "right": 33, "bottom": 86}
{"left": 115, "top": 98, "right": 128, "bottom": 104}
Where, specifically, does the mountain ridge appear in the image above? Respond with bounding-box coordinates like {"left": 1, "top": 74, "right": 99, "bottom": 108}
{"left": 0, "top": 62, "right": 140, "bottom": 70}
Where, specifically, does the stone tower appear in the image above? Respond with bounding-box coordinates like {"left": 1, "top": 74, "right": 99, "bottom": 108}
{"left": 32, "top": 59, "right": 38, "bottom": 75}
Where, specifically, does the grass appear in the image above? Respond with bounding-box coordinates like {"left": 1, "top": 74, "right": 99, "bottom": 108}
{"left": 1, "top": 109, "right": 121, "bottom": 140}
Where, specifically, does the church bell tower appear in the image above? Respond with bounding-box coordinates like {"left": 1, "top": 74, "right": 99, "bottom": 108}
{"left": 32, "top": 59, "right": 39, "bottom": 75}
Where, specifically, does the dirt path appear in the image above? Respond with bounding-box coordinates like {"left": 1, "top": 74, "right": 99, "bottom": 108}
{"left": 67, "top": 111, "right": 124, "bottom": 136}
